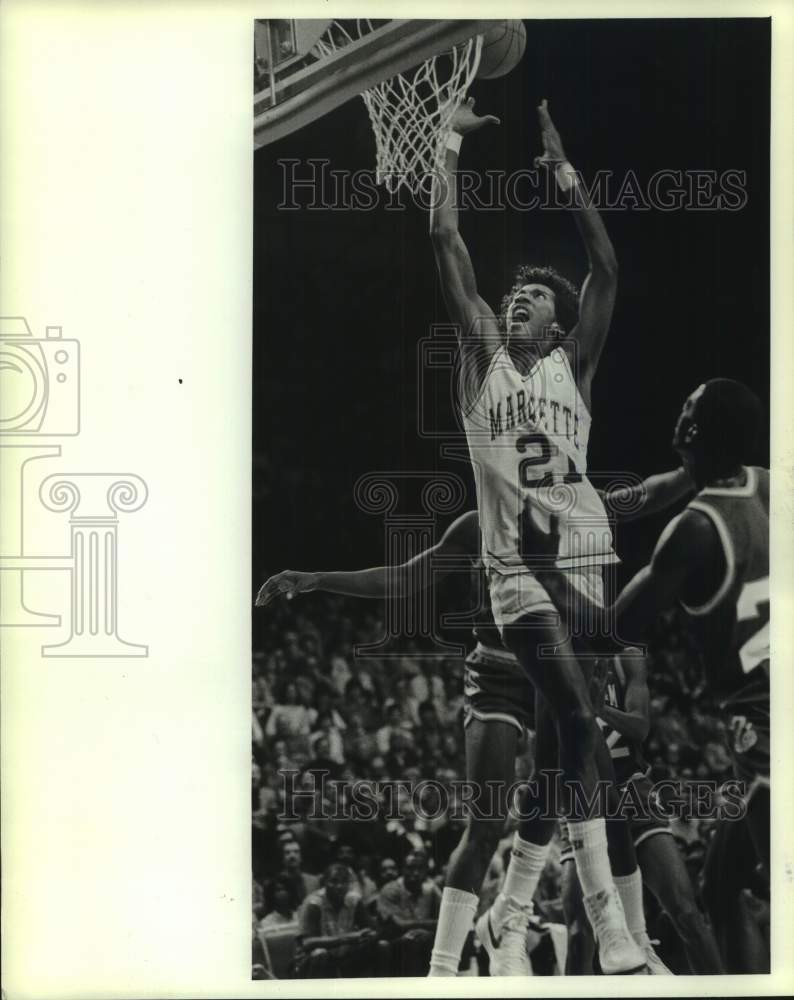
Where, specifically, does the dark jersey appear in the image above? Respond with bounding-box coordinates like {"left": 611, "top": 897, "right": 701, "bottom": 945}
{"left": 596, "top": 656, "right": 647, "bottom": 785}
{"left": 679, "top": 466, "right": 769, "bottom": 710}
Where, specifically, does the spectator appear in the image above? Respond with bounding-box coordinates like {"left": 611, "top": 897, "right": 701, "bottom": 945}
{"left": 266, "top": 680, "right": 316, "bottom": 740}
{"left": 310, "top": 710, "right": 346, "bottom": 765}
{"left": 259, "top": 874, "right": 300, "bottom": 933}
{"left": 303, "top": 734, "right": 344, "bottom": 785}
{"left": 336, "top": 841, "right": 378, "bottom": 903}
{"left": 377, "top": 857, "right": 399, "bottom": 889}
{"left": 295, "top": 863, "right": 385, "bottom": 978}
{"left": 376, "top": 853, "right": 441, "bottom": 975}
{"left": 279, "top": 840, "right": 320, "bottom": 904}
{"left": 375, "top": 703, "right": 411, "bottom": 755}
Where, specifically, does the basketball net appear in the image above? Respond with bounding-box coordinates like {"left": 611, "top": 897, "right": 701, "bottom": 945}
{"left": 315, "top": 21, "right": 483, "bottom": 194}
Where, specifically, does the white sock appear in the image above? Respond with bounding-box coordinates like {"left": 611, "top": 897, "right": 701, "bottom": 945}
{"left": 567, "top": 818, "right": 614, "bottom": 898}
{"left": 428, "top": 887, "right": 477, "bottom": 976}
{"left": 613, "top": 868, "right": 647, "bottom": 943}
{"left": 491, "top": 833, "right": 550, "bottom": 927}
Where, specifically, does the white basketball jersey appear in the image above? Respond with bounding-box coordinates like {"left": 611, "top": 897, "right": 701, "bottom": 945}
{"left": 461, "top": 345, "right": 617, "bottom": 574}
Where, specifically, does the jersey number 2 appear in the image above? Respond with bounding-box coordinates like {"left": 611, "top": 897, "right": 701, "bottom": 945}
{"left": 517, "top": 432, "right": 582, "bottom": 489}
{"left": 736, "top": 576, "right": 769, "bottom": 674}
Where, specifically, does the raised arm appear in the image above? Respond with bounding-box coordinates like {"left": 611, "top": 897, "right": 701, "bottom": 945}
{"left": 535, "top": 100, "right": 617, "bottom": 395}
{"left": 255, "top": 510, "right": 479, "bottom": 606}
{"left": 429, "top": 98, "right": 502, "bottom": 396}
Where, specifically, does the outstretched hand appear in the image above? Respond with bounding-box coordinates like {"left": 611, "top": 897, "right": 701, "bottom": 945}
{"left": 518, "top": 508, "right": 562, "bottom": 568}
{"left": 449, "top": 96, "right": 500, "bottom": 135}
{"left": 255, "top": 569, "right": 317, "bottom": 607}
{"left": 534, "top": 98, "right": 568, "bottom": 170}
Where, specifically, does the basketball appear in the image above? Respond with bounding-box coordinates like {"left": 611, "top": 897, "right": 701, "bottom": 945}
{"left": 476, "top": 21, "right": 526, "bottom": 80}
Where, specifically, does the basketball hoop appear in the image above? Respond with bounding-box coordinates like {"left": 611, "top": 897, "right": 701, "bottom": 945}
{"left": 314, "top": 21, "right": 483, "bottom": 195}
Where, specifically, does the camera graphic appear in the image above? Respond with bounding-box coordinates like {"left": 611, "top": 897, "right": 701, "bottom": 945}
{"left": 0, "top": 317, "right": 80, "bottom": 435}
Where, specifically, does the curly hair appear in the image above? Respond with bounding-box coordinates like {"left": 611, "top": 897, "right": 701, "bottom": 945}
{"left": 498, "top": 265, "right": 580, "bottom": 335}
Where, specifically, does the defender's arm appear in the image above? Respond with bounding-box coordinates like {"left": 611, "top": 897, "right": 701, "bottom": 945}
{"left": 599, "top": 467, "right": 695, "bottom": 523}
{"left": 255, "top": 509, "right": 479, "bottom": 605}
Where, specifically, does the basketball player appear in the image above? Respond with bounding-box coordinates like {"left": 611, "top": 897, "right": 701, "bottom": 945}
{"left": 524, "top": 378, "right": 769, "bottom": 967}
{"left": 558, "top": 653, "right": 724, "bottom": 973}
{"left": 257, "top": 466, "right": 692, "bottom": 975}
{"left": 428, "top": 95, "right": 647, "bottom": 973}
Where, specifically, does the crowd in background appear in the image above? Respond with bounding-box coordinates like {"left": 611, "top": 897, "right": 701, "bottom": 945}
{"left": 252, "top": 593, "right": 735, "bottom": 978}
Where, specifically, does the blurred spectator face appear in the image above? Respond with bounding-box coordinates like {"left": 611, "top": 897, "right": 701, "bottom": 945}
{"left": 370, "top": 756, "right": 387, "bottom": 779}
{"left": 386, "top": 705, "right": 402, "bottom": 727}
{"left": 283, "top": 682, "right": 298, "bottom": 705}
{"left": 316, "top": 712, "right": 334, "bottom": 733}
{"left": 296, "top": 675, "right": 315, "bottom": 704}
{"left": 403, "top": 854, "right": 428, "bottom": 893}
{"left": 704, "top": 740, "right": 731, "bottom": 773}
{"left": 273, "top": 739, "right": 288, "bottom": 759}
{"left": 423, "top": 730, "right": 441, "bottom": 752}
{"left": 666, "top": 742, "right": 681, "bottom": 765}
{"left": 271, "top": 877, "right": 296, "bottom": 916}
{"left": 346, "top": 684, "right": 364, "bottom": 710}
{"left": 379, "top": 858, "right": 398, "bottom": 885}
{"left": 337, "top": 843, "right": 356, "bottom": 867}
{"left": 390, "top": 730, "right": 411, "bottom": 753}
{"left": 282, "top": 841, "right": 302, "bottom": 871}
{"left": 316, "top": 692, "right": 333, "bottom": 715}
{"left": 324, "top": 865, "right": 352, "bottom": 907}
{"left": 442, "top": 733, "right": 458, "bottom": 757}
{"left": 314, "top": 735, "right": 331, "bottom": 758}
{"left": 419, "top": 703, "right": 439, "bottom": 730}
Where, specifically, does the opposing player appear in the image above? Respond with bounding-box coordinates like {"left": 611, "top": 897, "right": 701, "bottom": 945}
{"left": 525, "top": 377, "right": 769, "bottom": 968}
{"left": 428, "top": 95, "right": 646, "bottom": 972}
{"left": 257, "top": 467, "right": 694, "bottom": 975}
{"left": 559, "top": 654, "right": 723, "bottom": 973}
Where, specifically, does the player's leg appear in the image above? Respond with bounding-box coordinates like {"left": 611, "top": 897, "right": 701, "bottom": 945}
{"left": 560, "top": 842, "right": 596, "bottom": 974}
{"left": 637, "top": 830, "right": 722, "bottom": 973}
{"left": 429, "top": 716, "right": 519, "bottom": 976}
{"left": 477, "top": 688, "right": 556, "bottom": 974}
{"left": 503, "top": 617, "right": 646, "bottom": 974}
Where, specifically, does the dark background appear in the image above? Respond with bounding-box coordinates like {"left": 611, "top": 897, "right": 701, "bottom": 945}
{"left": 252, "top": 18, "right": 770, "bottom": 635}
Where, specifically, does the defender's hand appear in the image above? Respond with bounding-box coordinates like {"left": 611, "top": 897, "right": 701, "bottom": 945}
{"left": 255, "top": 570, "right": 317, "bottom": 607}
{"left": 449, "top": 96, "right": 500, "bottom": 135}
{"left": 534, "top": 98, "right": 568, "bottom": 170}
{"left": 519, "top": 508, "right": 562, "bottom": 568}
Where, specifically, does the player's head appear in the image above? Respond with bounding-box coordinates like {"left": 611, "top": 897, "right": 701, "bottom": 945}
{"left": 500, "top": 265, "right": 579, "bottom": 343}
{"left": 673, "top": 378, "right": 762, "bottom": 482}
